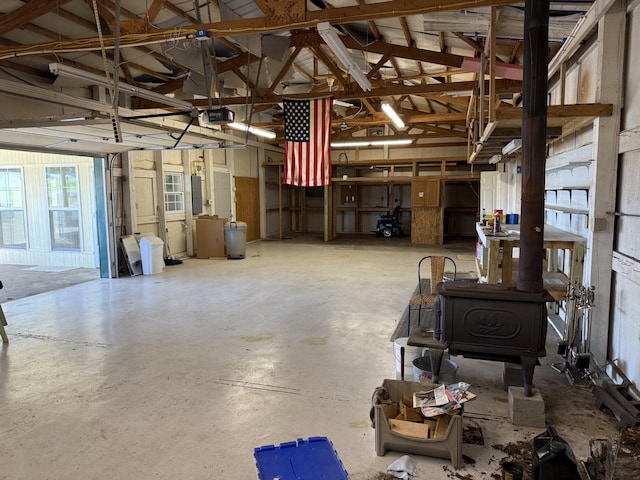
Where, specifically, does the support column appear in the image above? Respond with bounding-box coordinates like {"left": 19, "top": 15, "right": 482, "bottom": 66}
{"left": 588, "top": 0, "right": 626, "bottom": 365}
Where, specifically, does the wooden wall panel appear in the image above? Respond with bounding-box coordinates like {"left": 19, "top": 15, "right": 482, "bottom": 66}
{"left": 411, "top": 207, "right": 443, "bottom": 245}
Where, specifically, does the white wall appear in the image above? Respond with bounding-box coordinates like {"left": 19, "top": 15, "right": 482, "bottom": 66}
{"left": 0, "top": 150, "right": 96, "bottom": 268}
{"left": 608, "top": 3, "right": 640, "bottom": 387}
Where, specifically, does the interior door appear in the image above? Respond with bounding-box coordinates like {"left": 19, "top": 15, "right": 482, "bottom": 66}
{"left": 234, "top": 176, "right": 260, "bottom": 241}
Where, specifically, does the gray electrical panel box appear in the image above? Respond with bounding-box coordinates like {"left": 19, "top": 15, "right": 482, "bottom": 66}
{"left": 191, "top": 175, "right": 203, "bottom": 215}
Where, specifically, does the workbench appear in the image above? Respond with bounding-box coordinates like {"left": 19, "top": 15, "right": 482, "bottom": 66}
{"left": 475, "top": 223, "right": 585, "bottom": 300}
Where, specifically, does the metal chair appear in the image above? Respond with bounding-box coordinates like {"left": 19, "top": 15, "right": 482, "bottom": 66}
{"left": 407, "top": 256, "right": 457, "bottom": 336}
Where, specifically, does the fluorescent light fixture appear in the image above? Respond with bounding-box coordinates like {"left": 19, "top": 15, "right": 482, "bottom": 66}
{"left": 49, "top": 62, "right": 193, "bottom": 111}
{"left": 381, "top": 101, "right": 405, "bottom": 129}
{"left": 333, "top": 99, "right": 355, "bottom": 108}
{"left": 317, "top": 22, "right": 372, "bottom": 92}
{"left": 228, "top": 122, "right": 276, "bottom": 139}
{"left": 489, "top": 154, "right": 503, "bottom": 164}
{"left": 136, "top": 144, "right": 222, "bottom": 151}
{"left": 331, "top": 139, "right": 413, "bottom": 148}
{"left": 502, "top": 138, "right": 522, "bottom": 156}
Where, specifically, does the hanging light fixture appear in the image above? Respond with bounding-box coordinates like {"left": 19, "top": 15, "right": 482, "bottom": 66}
{"left": 381, "top": 101, "right": 405, "bottom": 129}
{"left": 331, "top": 139, "right": 412, "bottom": 148}
{"left": 49, "top": 63, "right": 193, "bottom": 111}
{"left": 317, "top": 22, "right": 372, "bottom": 92}
{"left": 228, "top": 122, "right": 276, "bottom": 139}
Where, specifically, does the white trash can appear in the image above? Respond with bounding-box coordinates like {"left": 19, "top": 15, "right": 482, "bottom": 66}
{"left": 139, "top": 236, "right": 165, "bottom": 275}
{"left": 224, "top": 221, "right": 247, "bottom": 259}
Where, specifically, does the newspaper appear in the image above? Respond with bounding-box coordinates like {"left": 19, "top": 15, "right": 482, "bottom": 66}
{"left": 412, "top": 382, "right": 474, "bottom": 417}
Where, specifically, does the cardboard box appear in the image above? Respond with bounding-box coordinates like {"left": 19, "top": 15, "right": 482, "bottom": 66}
{"left": 195, "top": 215, "right": 226, "bottom": 258}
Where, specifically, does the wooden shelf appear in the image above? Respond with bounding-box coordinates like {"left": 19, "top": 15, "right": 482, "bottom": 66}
{"left": 444, "top": 207, "right": 478, "bottom": 213}
{"left": 545, "top": 204, "right": 589, "bottom": 214}
{"left": 545, "top": 160, "right": 592, "bottom": 172}
{"left": 545, "top": 185, "right": 590, "bottom": 191}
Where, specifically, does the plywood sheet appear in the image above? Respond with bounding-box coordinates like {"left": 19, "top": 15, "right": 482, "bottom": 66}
{"left": 411, "top": 207, "right": 443, "bottom": 245}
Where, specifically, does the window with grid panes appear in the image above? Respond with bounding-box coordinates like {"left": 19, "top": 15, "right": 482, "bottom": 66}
{"left": 164, "top": 173, "right": 184, "bottom": 212}
{"left": 0, "top": 167, "right": 26, "bottom": 248}
{"left": 46, "top": 166, "right": 81, "bottom": 250}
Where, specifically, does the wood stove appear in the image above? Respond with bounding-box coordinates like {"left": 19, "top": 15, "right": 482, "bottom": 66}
{"left": 434, "top": 282, "right": 554, "bottom": 396}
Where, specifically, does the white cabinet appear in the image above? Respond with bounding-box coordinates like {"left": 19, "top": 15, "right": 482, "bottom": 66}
{"left": 480, "top": 171, "right": 509, "bottom": 213}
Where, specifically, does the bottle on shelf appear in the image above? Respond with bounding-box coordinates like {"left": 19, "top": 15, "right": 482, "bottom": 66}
{"left": 481, "top": 208, "right": 486, "bottom": 225}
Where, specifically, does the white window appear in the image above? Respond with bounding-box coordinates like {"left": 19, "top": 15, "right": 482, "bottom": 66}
{"left": 46, "top": 166, "right": 81, "bottom": 251}
{"left": 0, "top": 167, "right": 26, "bottom": 249}
{"left": 164, "top": 173, "right": 184, "bottom": 212}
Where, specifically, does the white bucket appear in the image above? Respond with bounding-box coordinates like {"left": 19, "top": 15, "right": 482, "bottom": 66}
{"left": 412, "top": 355, "right": 458, "bottom": 384}
{"left": 393, "top": 337, "right": 423, "bottom": 380}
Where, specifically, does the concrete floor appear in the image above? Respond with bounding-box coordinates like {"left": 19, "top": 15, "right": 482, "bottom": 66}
{"left": 0, "top": 236, "right": 619, "bottom": 479}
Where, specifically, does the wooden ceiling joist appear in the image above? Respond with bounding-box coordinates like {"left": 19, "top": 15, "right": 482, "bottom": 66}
{"left": 0, "top": 0, "right": 73, "bottom": 36}
{"left": 0, "top": 0, "right": 521, "bottom": 60}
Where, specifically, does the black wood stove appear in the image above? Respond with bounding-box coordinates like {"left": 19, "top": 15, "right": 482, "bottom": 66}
{"left": 434, "top": 282, "right": 553, "bottom": 396}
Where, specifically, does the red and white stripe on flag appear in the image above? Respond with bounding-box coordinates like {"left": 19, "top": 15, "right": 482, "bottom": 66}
{"left": 283, "top": 97, "right": 333, "bottom": 187}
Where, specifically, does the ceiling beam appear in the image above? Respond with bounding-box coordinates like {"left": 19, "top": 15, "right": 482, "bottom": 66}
{"left": 0, "top": 0, "right": 72, "bottom": 36}
{"left": 156, "top": 79, "right": 522, "bottom": 109}
{"left": 0, "top": 0, "right": 521, "bottom": 60}
{"left": 495, "top": 103, "right": 613, "bottom": 120}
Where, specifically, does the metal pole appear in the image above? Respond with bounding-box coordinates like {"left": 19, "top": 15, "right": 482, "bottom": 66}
{"left": 517, "top": 0, "right": 549, "bottom": 293}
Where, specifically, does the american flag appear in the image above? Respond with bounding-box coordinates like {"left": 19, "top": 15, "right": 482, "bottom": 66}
{"left": 283, "top": 97, "right": 333, "bottom": 186}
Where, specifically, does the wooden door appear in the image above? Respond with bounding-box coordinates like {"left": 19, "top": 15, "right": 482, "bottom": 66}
{"left": 234, "top": 176, "right": 260, "bottom": 241}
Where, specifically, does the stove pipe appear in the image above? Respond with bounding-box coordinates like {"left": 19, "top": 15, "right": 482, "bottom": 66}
{"left": 517, "top": 0, "right": 549, "bottom": 293}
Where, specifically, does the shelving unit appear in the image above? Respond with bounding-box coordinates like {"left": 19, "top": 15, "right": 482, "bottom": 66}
{"left": 544, "top": 145, "right": 593, "bottom": 239}
{"left": 335, "top": 178, "right": 411, "bottom": 234}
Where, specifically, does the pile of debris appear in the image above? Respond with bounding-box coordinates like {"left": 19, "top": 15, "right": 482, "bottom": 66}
{"left": 583, "top": 425, "right": 640, "bottom": 480}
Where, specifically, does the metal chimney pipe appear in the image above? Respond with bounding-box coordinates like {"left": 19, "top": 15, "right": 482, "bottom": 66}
{"left": 517, "top": 0, "right": 549, "bottom": 293}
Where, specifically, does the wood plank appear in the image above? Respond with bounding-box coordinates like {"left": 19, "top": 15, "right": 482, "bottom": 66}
{"left": 0, "top": 0, "right": 72, "bottom": 35}
{"left": 570, "top": 242, "right": 585, "bottom": 285}
{"left": 496, "top": 104, "right": 614, "bottom": 121}
{"left": 389, "top": 419, "right": 430, "bottom": 439}
{"left": 434, "top": 415, "right": 451, "bottom": 438}
{"left": 487, "top": 239, "right": 500, "bottom": 284}
{"left": 411, "top": 207, "right": 443, "bottom": 245}
{"left": 401, "top": 403, "right": 424, "bottom": 423}
{"left": 502, "top": 241, "right": 514, "bottom": 286}
{"left": 381, "top": 403, "right": 399, "bottom": 420}
{"left": 423, "top": 418, "right": 438, "bottom": 437}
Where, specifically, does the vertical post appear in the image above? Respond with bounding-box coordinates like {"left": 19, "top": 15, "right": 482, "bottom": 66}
{"left": 278, "top": 165, "right": 283, "bottom": 240}
{"left": 517, "top": 0, "right": 549, "bottom": 293}
{"left": 588, "top": 0, "right": 625, "bottom": 366}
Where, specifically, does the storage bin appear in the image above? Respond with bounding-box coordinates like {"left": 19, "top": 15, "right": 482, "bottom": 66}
{"left": 254, "top": 437, "right": 348, "bottom": 480}
{"left": 374, "top": 379, "right": 463, "bottom": 468}
{"left": 139, "top": 236, "right": 164, "bottom": 275}
{"left": 556, "top": 190, "right": 571, "bottom": 207}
